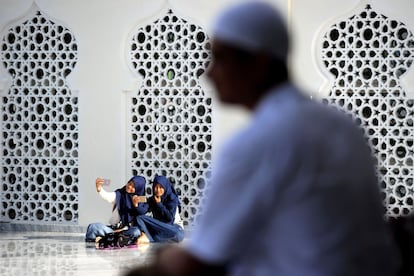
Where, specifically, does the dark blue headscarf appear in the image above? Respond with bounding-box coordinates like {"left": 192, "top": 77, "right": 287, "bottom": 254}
{"left": 115, "top": 175, "right": 146, "bottom": 226}
{"left": 153, "top": 175, "right": 180, "bottom": 207}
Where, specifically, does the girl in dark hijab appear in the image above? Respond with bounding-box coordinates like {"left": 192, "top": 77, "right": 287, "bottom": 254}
{"left": 135, "top": 175, "right": 185, "bottom": 245}
{"left": 115, "top": 175, "right": 147, "bottom": 227}
{"left": 85, "top": 176, "right": 148, "bottom": 246}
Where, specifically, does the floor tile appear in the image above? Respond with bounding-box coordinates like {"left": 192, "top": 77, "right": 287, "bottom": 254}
{"left": 0, "top": 232, "right": 160, "bottom": 276}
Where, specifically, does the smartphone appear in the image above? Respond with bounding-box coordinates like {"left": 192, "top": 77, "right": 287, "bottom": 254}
{"left": 134, "top": 195, "right": 147, "bottom": 203}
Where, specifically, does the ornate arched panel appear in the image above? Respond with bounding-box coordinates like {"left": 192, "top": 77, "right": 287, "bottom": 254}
{"left": 320, "top": 3, "right": 414, "bottom": 217}
{"left": 127, "top": 9, "right": 211, "bottom": 227}
{"left": 0, "top": 5, "right": 79, "bottom": 224}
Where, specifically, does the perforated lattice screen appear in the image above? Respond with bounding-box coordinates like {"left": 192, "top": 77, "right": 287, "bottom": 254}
{"left": 0, "top": 9, "right": 79, "bottom": 223}
{"left": 128, "top": 10, "right": 212, "bottom": 227}
{"left": 321, "top": 4, "right": 414, "bottom": 217}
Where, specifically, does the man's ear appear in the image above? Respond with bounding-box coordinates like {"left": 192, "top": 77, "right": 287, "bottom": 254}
{"left": 247, "top": 53, "right": 276, "bottom": 92}
{"left": 249, "top": 53, "right": 272, "bottom": 79}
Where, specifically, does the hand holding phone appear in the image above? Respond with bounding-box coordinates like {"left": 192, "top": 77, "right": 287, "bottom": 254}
{"left": 96, "top": 178, "right": 111, "bottom": 192}
{"left": 132, "top": 195, "right": 147, "bottom": 207}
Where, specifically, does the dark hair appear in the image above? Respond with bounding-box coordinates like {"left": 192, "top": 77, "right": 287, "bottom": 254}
{"left": 231, "top": 47, "right": 256, "bottom": 64}
{"left": 270, "top": 58, "right": 288, "bottom": 82}
{"left": 230, "top": 46, "right": 288, "bottom": 83}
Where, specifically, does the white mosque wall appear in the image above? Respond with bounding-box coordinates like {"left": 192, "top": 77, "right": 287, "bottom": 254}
{"left": 0, "top": 0, "right": 412, "bottom": 229}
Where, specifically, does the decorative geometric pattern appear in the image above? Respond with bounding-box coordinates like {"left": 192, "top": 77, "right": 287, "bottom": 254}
{"left": 0, "top": 9, "right": 79, "bottom": 223}
{"left": 128, "top": 9, "right": 212, "bottom": 227}
{"left": 320, "top": 4, "right": 414, "bottom": 217}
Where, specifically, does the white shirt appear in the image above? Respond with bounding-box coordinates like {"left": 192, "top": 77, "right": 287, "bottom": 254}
{"left": 98, "top": 188, "right": 120, "bottom": 226}
{"left": 188, "top": 84, "right": 400, "bottom": 276}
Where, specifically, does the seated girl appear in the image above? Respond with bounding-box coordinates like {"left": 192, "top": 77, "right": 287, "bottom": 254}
{"left": 85, "top": 175, "right": 148, "bottom": 246}
{"left": 135, "top": 175, "right": 185, "bottom": 245}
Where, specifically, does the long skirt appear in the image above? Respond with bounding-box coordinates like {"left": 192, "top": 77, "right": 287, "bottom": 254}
{"left": 135, "top": 215, "right": 184, "bottom": 243}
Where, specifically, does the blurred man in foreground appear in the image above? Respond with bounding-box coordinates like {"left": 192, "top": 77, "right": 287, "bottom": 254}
{"left": 124, "top": 1, "right": 400, "bottom": 275}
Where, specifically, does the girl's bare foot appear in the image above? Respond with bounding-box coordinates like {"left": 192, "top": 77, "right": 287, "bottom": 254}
{"left": 95, "top": 236, "right": 102, "bottom": 249}
{"left": 137, "top": 232, "right": 150, "bottom": 245}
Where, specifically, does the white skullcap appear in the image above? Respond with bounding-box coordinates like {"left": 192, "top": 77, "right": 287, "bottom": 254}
{"left": 211, "top": 1, "right": 289, "bottom": 61}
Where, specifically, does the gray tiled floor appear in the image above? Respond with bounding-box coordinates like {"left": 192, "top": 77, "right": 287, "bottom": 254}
{"left": 0, "top": 231, "right": 161, "bottom": 276}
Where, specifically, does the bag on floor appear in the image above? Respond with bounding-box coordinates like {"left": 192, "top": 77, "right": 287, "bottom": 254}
{"left": 96, "top": 232, "right": 136, "bottom": 249}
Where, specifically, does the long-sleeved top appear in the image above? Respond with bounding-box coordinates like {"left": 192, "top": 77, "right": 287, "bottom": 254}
{"left": 187, "top": 83, "right": 400, "bottom": 276}
{"left": 99, "top": 188, "right": 148, "bottom": 226}
{"left": 147, "top": 195, "right": 184, "bottom": 228}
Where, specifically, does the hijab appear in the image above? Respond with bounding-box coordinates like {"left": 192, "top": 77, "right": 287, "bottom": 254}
{"left": 152, "top": 175, "right": 180, "bottom": 208}
{"left": 115, "top": 175, "right": 146, "bottom": 226}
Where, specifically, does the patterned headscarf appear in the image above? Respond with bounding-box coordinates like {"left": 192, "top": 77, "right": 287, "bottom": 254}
{"left": 115, "top": 175, "right": 146, "bottom": 226}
